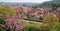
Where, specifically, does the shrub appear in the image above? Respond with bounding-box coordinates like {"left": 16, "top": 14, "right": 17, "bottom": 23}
{"left": 40, "top": 24, "right": 50, "bottom": 31}
{"left": 42, "top": 13, "right": 60, "bottom": 31}
{"left": 22, "top": 26, "right": 41, "bottom": 31}
{"left": 0, "top": 5, "right": 16, "bottom": 17}
{"left": 0, "top": 27, "right": 4, "bottom": 31}
{"left": 0, "top": 17, "right": 5, "bottom": 31}
{"left": 0, "top": 17, "right": 5, "bottom": 25}
{"left": 0, "top": 5, "right": 24, "bottom": 31}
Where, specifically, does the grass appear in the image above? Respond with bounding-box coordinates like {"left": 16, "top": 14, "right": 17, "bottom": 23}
{"left": 21, "top": 20, "right": 42, "bottom": 31}
{"left": 22, "top": 20, "right": 41, "bottom": 28}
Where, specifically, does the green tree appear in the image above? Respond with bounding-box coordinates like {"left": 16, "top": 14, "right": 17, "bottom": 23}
{"left": 0, "top": 5, "right": 16, "bottom": 31}
{"left": 0, "top": 5, "right": 16, "bottom": 17}
{"left": 51, "top": 0, "right": 60, "bottom": 10}
{"left": 41, "top": 13, "right": 60, "bottom": 31}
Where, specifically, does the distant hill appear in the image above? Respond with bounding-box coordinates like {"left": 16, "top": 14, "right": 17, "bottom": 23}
{"left": 53, "top": 0, "right": 60, "bottom": 2}
{"left": 0, "top": 2, "right": 40, "bottom": 6}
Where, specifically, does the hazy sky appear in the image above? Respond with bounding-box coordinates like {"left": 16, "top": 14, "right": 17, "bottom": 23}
{"left": 0, "top": 0, "right": 50, "bottom": 3}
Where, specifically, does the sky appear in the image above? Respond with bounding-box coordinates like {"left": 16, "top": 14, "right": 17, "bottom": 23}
{"left": 0, "top": 0, "right": 50, "bottom": 3}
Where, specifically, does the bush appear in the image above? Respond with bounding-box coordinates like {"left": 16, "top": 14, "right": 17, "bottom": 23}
{"left": 0, "top": 17, "right": 5, "bottom": 31}
{"left": 22, "top": 21, "right": 42, "bottom": 31}
{"left": 22, "top": 26, "right": 41, "bottom": 31}
{"left": 0, "top": 5, "right": 16, "bottom": 17}
{"left": 0, "top": 17, "right": 5, "bottom": 25}
{"left": 0, "top": 27, "right": 4, "bottom": 31}
{"left": 40, "top": 24, "right": 50, "bottom": 31}
{"left": 42, "top": 13, "right": 60, "bottom": 31}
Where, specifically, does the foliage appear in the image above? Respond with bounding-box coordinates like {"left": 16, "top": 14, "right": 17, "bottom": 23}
{"left": 0, "top": 5, "right": 16, "bottom": 17}
{"left": 41, "top": 13, "right": 60, "bottom": 31}
{"left": 0, "top": 27, "right": 4, "bottom": 31}
{"left": 22, "top": 21, "right": 41, "bottom": 28}
{"left": 5, "top": 16, "right": 24, "bottom": 31}
{"left": 40, "top": 24, "right": 50, "bottom": 31}
{"left": 0, "top": 17, "right": 5, "bottom": 31}
{"left": 32, "top": 1, "right": 52, "bottom": 8}
{"left": 22, "top": 26, "right": 41, "bottom": 31}
{"left": 22, "top": 21, "right": 42, "bottom": 31}
{"left": 0, "top": 17, "right": 5, "bottom": 25}
{"left": 0, "top": 5, "right": 24, "bottom": 31}
{"left": 52, "top": 0, "right": 60, "bottom": 2}
{"left": 32, "top": 0, "right": 60, "bottom": 10}
{"left": 43, "top": 13, "right": 59, "bottom": 26}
